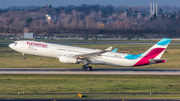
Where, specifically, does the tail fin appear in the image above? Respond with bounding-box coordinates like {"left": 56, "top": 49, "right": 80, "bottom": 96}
{"left": 140, "top": 38, "right": 171, "bottom": 59}
{"left": 133, "top": 38, "right": 171, "bottom": 66}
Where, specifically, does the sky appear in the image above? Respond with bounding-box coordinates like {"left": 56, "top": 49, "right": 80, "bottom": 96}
{"left": 1, "top": 0, "right": 180, "bottom": 9}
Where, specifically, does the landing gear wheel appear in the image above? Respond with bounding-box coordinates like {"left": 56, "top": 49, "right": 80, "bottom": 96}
{"left": 22, "top": 53, "right": 26, "bottom": 60}
{"left": 82, "top": 65, "right": 92, "bottom": 71}
{"left": 82, "top": 65, "right": 86, "bottom": 69}
{"left": 87, "top": 66, "right": 92, "bottom": 71}
{"left": 22, "top": 57, "right": 26, "bottom": 60}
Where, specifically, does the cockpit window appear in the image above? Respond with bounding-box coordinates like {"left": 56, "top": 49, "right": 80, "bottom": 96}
{"left": 14, "top": 42, "right": 17, "bottom": 44}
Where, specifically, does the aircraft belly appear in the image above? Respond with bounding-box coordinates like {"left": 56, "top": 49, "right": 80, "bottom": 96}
{"left": 100, "top": 56, "right": 135, "bottom": 67}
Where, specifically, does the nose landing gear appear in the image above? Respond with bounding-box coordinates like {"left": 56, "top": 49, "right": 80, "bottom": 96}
{"left": 22, "top": 53, "right": 26, "bottom": 60}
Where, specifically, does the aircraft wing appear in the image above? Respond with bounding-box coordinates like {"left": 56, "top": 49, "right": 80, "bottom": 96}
{"left": 73, "top": 46, "right": 112, "bottom": 59}
{"left": 73, "top": 50, "right": 107, "bottom": 59}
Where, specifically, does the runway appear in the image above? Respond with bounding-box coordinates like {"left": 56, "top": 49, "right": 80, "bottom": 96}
{"left": 0, "top": 98, "right": 178, "bottom": 101}
{"left": 1, "top": 93, "right": 180, "bottom": 101}
{"left": 1, "top": 92, "right": 180, "bottom": 95}
{"left": 1, "top": 68, "right": 180, "bottom": 75}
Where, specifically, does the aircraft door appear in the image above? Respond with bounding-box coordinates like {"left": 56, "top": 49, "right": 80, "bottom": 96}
{"left": 21, "top": 42, "right": 25, "bottom": 48}
{"left": 50, "top": 47, "right": 56, "bottom": 52}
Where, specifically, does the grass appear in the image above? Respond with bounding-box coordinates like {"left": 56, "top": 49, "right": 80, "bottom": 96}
{"left": 0, "top": 75, "right": 180, "bottom": 94}
{"left": 0, "top": 44, "right": 180, "bottom": 69}
{"left": 0, "top": 75, "right": 180, "bottom": 99}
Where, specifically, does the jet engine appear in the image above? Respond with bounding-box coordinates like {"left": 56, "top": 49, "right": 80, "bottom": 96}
{"left": 59, "top": 55, "right": 78, "bottom": 64}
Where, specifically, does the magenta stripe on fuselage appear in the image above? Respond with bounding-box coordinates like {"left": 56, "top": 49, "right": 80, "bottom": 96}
{"left": 133, "top": 48, "right": 165, "bottom": 66}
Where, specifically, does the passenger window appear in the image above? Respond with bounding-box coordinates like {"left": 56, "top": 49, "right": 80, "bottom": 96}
{"left": 14, "top": 42, "right": 17, "bottom": 44}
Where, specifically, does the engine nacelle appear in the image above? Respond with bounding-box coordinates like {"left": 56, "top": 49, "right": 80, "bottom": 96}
{"left": 59, "top": 55, "right": 78, "bottom": 64}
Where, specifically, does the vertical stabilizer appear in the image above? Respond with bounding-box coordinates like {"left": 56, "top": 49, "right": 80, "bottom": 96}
{"left": 133, "top": 38, "right": 171, "bottom": 66}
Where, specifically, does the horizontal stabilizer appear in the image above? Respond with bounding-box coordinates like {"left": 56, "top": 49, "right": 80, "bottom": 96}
{"left": 149, "top": 59, "right": 167, "bottom": 64}
{"left": 111, "top": 48, "right": 117, "bottom": 52}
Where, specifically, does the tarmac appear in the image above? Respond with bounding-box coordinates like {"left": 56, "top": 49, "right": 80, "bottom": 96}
{"left": 0, "top": 98, "right": 178, "bottom": 101}
{"left": 0, "top": 68, "right": 180, "bottom": 75}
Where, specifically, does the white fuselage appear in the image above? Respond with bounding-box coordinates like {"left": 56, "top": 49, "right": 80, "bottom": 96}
{"left": 9, "top": 40, "right": 139, "bottom": 67}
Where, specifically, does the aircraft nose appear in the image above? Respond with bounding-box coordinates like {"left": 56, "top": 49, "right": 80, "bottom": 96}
{"left": 9, "top": 43, "right": 13, "bottom": 48}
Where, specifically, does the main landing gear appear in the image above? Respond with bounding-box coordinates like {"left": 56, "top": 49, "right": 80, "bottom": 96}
{"left": 22, "top": 53, "right": 26, "bottom": 60}
{"left": 82, "top": 65, "right": 92, "bottom": 71}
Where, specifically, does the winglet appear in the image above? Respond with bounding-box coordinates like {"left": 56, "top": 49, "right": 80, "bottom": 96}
{"left": 156, "top": 38, "right": 171, "bottom": 46}
{"left": 111, "top": 48, "right": 117, "bottom": 52}
{"left": 105, "top": 46, "right": 113, "bottom": 52}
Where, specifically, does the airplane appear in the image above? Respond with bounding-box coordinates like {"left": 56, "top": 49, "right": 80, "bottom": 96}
{"left": 9, "top": 38, "right": 171, "bottom": 71}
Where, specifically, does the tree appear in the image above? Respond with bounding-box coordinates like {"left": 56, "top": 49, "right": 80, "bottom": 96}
{"left": 169, "top": 14, "right": 176, "bottom": 19}
{"left": 158, "top": 8, "right": 164, "bottom": 15}
{"left": 161, "top": 13, "right": 165, "bottom": 19}
{"left": 71, "top": 17, "right": 78, "bottom": 28}
{"left": 78, "top": 20, "right": 84, "bottom": 28}
{"left": 26, "top": 18, "right": 33, "bottom": 27}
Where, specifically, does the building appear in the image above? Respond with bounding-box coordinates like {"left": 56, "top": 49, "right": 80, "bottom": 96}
{"left": 121, "top": 8, "right": 149, "bottom": 18}
{"left": 46, "top": 14, "right": 60, "bottom": 23}
{"left": 24, "top": 33, "right": 34, "bottom": 39}
{"left": 46, "top": 4, "right": 52, "bottom": 9}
